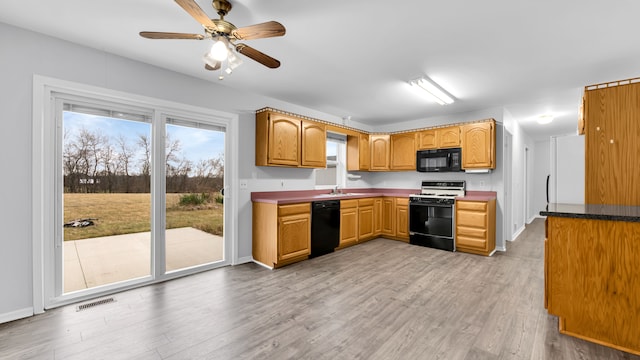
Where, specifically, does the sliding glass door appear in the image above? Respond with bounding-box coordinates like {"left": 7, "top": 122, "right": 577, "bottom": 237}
{"left": 46, "top": 90, "right": 230, "bottom": 305}
{"left": 164, "top": 119, "right": 225, "bottom": 272}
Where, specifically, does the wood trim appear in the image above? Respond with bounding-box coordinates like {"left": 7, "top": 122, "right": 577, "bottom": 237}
{"left": 256, "top": 107, "right": 496, "bottom": 136}
{"left": 584, "top": 77, "right": 640, "bottom": 91}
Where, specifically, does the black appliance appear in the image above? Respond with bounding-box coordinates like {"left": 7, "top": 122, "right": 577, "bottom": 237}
{"left": 409, "top": 181, "right": 465, "bottom": 251}
{"left": 416, "top": 148, "right": 463, "bottom": 172}
{"left": 310, "top": 200, "right": 340, "bottom": 258}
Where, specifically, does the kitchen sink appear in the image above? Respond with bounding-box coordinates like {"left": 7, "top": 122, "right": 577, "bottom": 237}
{"left": 314, "top": 192, "right": 360, "bottom": 197}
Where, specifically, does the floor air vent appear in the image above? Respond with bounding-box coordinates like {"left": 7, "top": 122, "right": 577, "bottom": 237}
{"left": 76, "top": 297, "right": 116, "bottom": 312}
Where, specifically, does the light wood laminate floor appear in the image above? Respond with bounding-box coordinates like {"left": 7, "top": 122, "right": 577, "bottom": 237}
{"left": 2, "top": 218, "right": 639, "bottom": 359}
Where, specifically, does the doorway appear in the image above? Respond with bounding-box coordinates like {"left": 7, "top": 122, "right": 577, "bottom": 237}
{"left": 33, "top": 77, "right": 237, "bottom": 310}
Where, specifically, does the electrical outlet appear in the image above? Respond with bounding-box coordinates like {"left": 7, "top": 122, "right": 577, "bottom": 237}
{"left": 480, "top": 181, "right": 485, "bottom": 187}
{"left": 239, "top": 179, "right": 248, "bottom": 189}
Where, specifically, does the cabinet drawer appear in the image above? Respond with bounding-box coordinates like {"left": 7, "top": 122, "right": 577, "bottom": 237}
{"left": 457, "top": 226, "right": 487, "bottom": 239}
{"left": 341, "top": 199, "right": 358, "bottom": 209}
{"left": 396, "top": 197, "right": 409, "bottom": 206}
{"left": 457, "top": 211, "right": 487, "bottom": 228}
{"left": 278, "top": 203, "right": 310, "bottom": 217}
{"left": 456, "top": 201, "right": 487, "bottom": 211}
{"left": 358, "top": 198, "right": 375, "bottom": 207}
{"left": 456, "top": 235, "right": 487, "bottom": 250}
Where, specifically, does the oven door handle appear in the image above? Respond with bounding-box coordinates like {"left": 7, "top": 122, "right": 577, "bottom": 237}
{"left": 409, "top": 202, "right": 454, "bottom": 208}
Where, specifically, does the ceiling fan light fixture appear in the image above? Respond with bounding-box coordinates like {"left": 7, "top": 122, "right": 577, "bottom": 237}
{"left": 209, "top": 36, "right": 230, "bottom": 61}
{"left": 203, "top": 51, "right": 218, "bottom": 68}
{"left": 410, "top": 77, "right": 455, "bottom": 105}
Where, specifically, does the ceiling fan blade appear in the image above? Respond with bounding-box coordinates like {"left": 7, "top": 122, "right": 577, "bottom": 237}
{"left": 235, "top": 44, "right": 281, "bottom": 68}
{"left": 140, "top": 31, "right": 205, "bottom": 40}
{"left": 232, "top": 21, "right": 286, "bottom": 40}
{"left": 205, "top": 62, "right": 221, "bottom": 71}
{"left": 174, "top": 0, "right": 216, "bottom": 29}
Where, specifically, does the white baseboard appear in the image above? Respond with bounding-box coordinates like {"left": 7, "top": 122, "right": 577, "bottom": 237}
{"left": 527, "top": 215, "right": 542, "bottom": 223}
{"left": 234, "top": 256, "right": 253, "bottom": 265}
{"left": 252, "top": 259, "right": 274, "bottom": 270}
{"left": 512, "top": 225, "right": 526, "bottom": 241}
{"left": 0, "top": 307, "right": 33, "bottom": 324}
{"left": 495, "top": 245, "right": 506, "bottom": 252}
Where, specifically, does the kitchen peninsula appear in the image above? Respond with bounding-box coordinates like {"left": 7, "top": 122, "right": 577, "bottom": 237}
{"left": 541, "top": 204, "right": 640, "bottom": 355}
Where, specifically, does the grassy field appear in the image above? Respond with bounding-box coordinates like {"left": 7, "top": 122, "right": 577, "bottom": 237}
{"left": 64, "top": 193, "right": 223, "bottom": 241}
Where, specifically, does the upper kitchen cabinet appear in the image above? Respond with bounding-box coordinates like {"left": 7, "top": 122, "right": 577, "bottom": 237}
{"left": 417, "top": 129, "right": 437, "bottom": 149}
{"left": 390, "top": 132, "right": 417, "bottom": 170}
{"left": 417, "top": 126, "right": 460, "bottom": 150}
{"left": 255, "top": 109, "right": 326, "bottom": 168}
{"left": 461, "top": 120, "right": 496, "bottom": 170}
{"left": 300, "top": 120, "right": 327, "bottom": 168}
{"left": 583, "top": 78, "right": 640, "bottom": 205}
{"left": 437, "top": 126, "right": 461, "bottom": 148}
{"left": 347, "top": 132, "right": 370, "bottom": 171}
{"left": 370, "top": 134, "right": 390, "bottom": 171}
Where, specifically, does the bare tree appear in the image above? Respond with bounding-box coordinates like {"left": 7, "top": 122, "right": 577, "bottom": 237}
{"left": 137, "top": 134, "right": 151, "bottom": 192}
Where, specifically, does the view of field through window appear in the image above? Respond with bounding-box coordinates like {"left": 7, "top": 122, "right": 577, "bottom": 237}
{"left": 62, "top": 110, "right": 225, "bottom": 292}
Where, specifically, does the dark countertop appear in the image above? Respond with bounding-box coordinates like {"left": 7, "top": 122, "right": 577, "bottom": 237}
{"left": 540, "top": 203, "right": 640, "bottom": 222}
{"left": 251, "top": 188, "right": 497, "bottom": 204}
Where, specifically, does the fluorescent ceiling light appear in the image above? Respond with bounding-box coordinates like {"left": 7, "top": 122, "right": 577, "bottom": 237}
{"left": 410, "top": 77, "right": 454, "bottom": 105}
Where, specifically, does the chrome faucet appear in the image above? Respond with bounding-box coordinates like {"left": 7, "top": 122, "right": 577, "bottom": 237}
{"left": 331, "top": 185, "right": 342, "bottom": 195}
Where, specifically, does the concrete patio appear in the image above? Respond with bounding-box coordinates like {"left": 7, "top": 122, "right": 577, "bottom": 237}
{"left": 63, "top": 227, "right": 223, "bottom": 293}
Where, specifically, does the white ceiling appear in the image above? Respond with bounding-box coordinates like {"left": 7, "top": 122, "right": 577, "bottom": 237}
{"left": 2, "top": 0, "right": 639, "bottom": 140}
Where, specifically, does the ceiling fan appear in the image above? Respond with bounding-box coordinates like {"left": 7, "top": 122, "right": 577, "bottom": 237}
{"left": 140, "top": 0, "right": 286, "bottom": 78}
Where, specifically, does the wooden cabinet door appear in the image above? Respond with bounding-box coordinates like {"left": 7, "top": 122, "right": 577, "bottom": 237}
{"left": 381, "top": 197, "right": 396, "bottom": 236}
{"left": 395, "top": 198, "right": 409, "bottom": 240}
{"left": 277, "top": 212, "right": 310, "bottom": 261}
{"left": 347, "top": 133, "right": 370, "bottom": 171}
{"left": 300, "top": 120, "right": 326, "bottom": 168}
{"left": 359, "top": 133, "right": 370, "bottom": 170}
{"left": 461, "top": 121, "right": 495, "bottom": 169}
{"left": 437, "top": 126, "right": 460, "bottom": 148}
{"left": 584, "top": 82, "right": 640, "bottom": 205}
{"left": 269, "top": 116, "right": 301, "bottom": 166}
{"left": 390, "top": 133, "right": 416, "bottom": 170}
{"left": 373, "top": 198, "right": 382, "bottom": 235}
{"left": 340, "top": 200, "right": 358, "bottom": 246}
{"left": 358, "top": 203, "right": 374, "bottom": 240}
{"left": 417, "top": 130, "right": 437, "bottom": 150}
{"left": 370, "top": 134, "right": 390, "bottom": 170}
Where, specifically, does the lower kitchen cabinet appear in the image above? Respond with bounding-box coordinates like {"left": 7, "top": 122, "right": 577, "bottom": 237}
{"left": 373, "top": 198, "right": 382, "bottom": 236}
{"left": 381, "top": 197, "right": 409, "bottom": 241}
{"left": 381, "top": 197, "right": 396, "bottom": 236}
{"left": 252, "top": 202, "right": 311, "bottom": 268}
{"left": 395, "top": 198, "right": 409, "bottom": 241}
{"left": 358, "top": 198, "right": 375, "bottom": 241}
{"left": 340, "top": 199, "right": 358, "bottom": 247}
{"left": 455, "top": 199, "right": 496, "bottom": 256}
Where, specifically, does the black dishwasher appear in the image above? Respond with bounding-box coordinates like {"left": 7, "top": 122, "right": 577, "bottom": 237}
{"left": 310, "top": 200, "right": 341, "bottom": 258}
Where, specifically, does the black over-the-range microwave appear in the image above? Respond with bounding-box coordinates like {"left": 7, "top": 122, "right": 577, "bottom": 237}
{"left": 416, "top": 148, "right": 463, "bottom": 172}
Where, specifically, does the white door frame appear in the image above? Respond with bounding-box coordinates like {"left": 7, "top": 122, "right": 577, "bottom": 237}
{"left": 32, "top": 75, "right": 239, "bottom": 312}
